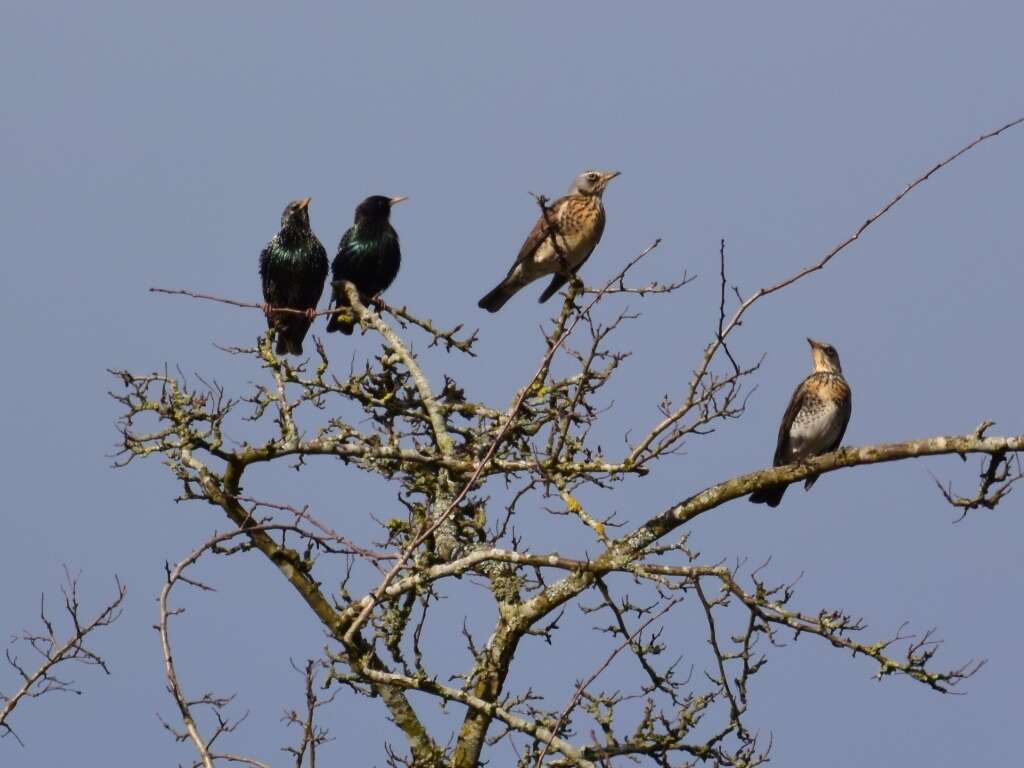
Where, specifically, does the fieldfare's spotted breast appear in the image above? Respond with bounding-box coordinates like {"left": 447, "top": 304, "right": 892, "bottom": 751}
{"left": 787, "top": 373, "right": 851, "bottom": 461}
{"left": 533, "top": 195, "right": 605, "bottom": 270}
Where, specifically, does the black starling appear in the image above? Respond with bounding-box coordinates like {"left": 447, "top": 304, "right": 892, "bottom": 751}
{"left": 749, "top": 339, "right": 853, "bottom": 507}
{"left": 258, "top": 197, "right": 328, "bottom": 356}
{"left": 478, "top": 170, "right": 619, "bottom": 313}
{"left": 326, "top": 195, "right": 407, "bottom": 335}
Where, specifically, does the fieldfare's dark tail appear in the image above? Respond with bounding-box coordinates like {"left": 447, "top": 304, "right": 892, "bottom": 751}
{"left": 749, "top": 483, "right": 787, "bottom": 508}
{"left": 538, "top": 274, "right": 569, "bottom": 303}
{"left": 803, "top": 474, "right": 819, "bottom": 491}
{"left": 478, "top": 280, "right": 519, "bottom": 313}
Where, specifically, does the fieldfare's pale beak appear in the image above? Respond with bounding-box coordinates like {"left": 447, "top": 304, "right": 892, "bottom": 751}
{"left": 389, "top": 196, "right": 409, "bottom": 206}
{"left": 297, "top": 196, "right": 312, "bottom": 210}
{"left": 602, "top": 171, "right": 621, "bottom": 182}
{"left": 807, "top": 337, "right": 821, "bottom": 349}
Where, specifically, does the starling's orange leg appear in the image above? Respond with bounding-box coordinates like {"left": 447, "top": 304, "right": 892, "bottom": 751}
{"left": 304, "top": 307, "right": 316, "bottom": 321}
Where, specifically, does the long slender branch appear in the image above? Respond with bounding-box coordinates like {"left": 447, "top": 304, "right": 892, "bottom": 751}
{"left": 341, "top": 548, "right": 724, "bottom": 612}
{"left": 626, "top": 115, "right": 1024, "bottom": 465}
{"left": 148, "top": 287, "right": 478, "bottom": 355}
{"left": 522, "top": 430, "right": 1024, "bottom": 627}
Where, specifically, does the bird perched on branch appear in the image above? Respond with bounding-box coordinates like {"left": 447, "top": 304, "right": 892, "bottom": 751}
{"left": 259, "top": 197, "right": 328, "bottom": 356}
{"left": 749, "top": 338, "right": 852, "bottom": 508}
{"left": 326, "top": 195, "right": 407, "bottom": 335}
{"left": 478, "top": 169, "right": 620, "bottom": 312}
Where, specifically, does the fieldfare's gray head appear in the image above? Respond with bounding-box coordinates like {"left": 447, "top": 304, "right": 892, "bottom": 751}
{"left": 807, "top": 338, "right": 842, "bottom": 374}
{"left": 569, "top": 170, "right": 620, "bottom": 196}
{"left": 281, "top": 197, "right": 312, "bottom": 229}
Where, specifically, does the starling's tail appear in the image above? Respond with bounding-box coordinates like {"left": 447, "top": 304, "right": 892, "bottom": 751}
{"left": 275, "top": 333, "right": 303, "bottom": 356}
{"left": 478, "top": 280, "right": 519, "bottom": 313}
{"left": 803, "top": 474, "right": 819, "bottom": 491}
{"left": 749, "top": 483, "right": 787, "bottom": 508}
{"left": 274, "top": 318, "right": 308, "bottom": 356}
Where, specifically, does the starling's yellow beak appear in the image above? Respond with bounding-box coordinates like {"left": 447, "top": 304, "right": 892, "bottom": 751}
{"left": 297, "top": 197, "right": 312, "bottom": 210}
{"left": 389, "top": 196, "right": 409, "bottom": 206}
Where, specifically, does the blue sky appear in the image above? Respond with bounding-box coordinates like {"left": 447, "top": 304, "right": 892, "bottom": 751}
{"left": 2, "top": 2, "right": 1022, "bottom": 765}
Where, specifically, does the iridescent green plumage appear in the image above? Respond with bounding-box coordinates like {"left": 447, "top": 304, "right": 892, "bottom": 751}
{"left": 327, "top": 195, "right": 405, "bottom": 335}
{"left": 259, "top": 198, "right": 328, "bottom": 355}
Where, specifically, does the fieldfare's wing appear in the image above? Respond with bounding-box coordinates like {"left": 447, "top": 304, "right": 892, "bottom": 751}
{"left": 513, "top": 194, "right": 570, "bottom": 266}
{"left": 824, "top": 387, "right": 852, "bottom": 455}
{"left": 772, "top": 378, "right": 809, "bottom": 467}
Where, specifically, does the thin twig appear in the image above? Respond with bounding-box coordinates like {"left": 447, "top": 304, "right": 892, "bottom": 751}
{"left": 1, "top": 573, "right": 125, "bottom": 746}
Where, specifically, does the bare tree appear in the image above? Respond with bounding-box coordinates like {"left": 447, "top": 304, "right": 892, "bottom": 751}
{"left": 109, "top": 117, "right": 1022, "bottom": 767}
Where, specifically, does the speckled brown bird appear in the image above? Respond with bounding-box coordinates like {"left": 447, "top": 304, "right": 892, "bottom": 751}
{"left": 749, "top": 338, "right": 852, "bottom": 507}
{"left": 477, "top": 170, "right": 619, "bottom": 312}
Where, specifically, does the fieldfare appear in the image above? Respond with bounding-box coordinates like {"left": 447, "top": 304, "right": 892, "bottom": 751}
{"left": 478, "top": 169, "right": 620, "bottom": 312}
{"left": 749, "top": 338, "right": 852, "bottom": 507}
{"left": 259, "top": 197, "right": 329, "bottom": 356}
{"left": 326, "top": 195, "right": 406, "bottom": 335}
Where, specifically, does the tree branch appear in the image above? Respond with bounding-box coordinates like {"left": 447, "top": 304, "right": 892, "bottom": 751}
{"left": 1, "top": 572, "right": 125, "bottom": 746}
